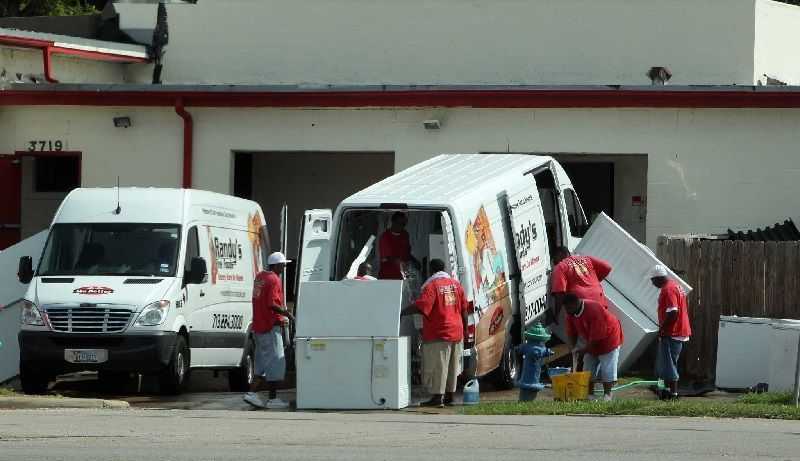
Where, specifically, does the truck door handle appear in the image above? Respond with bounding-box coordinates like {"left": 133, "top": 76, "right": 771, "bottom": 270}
{"left": 199, "top": 290, "right": 205, "bottom": 297}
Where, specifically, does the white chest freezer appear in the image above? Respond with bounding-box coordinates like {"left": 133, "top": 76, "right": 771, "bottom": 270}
{"left": 768, "top": 323, "right": 800, "bottom": 393}
{"left": 716, "top": 316, "right": 780, "bottom": 390}
{"left": 296, "top": 336, "right": 410, "bottom": 410}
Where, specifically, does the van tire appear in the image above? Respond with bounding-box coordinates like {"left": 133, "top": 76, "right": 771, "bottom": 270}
{"left": 491, "top": 339, "right": 519, "bottom": 390}
{"left": 228, "top": 338, "right": 254, "bottom": 392}
{"left": 20, "top": 363, "right": 50, "bottom": 395}
{"left": 159, "top": 335, "right": 190, "bottom": 395}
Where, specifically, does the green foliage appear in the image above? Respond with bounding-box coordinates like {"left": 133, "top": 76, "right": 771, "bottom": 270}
{"left": 0, "top": 0, "right": 105, "bottom": 18}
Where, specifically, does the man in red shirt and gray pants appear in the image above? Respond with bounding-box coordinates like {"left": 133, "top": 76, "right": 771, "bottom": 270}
{"left": 562, "top": 293, "right": 624, "bottom": 401}
{"left": 402, "top": 259, "right": 468, "bottom": 408}
{"left": 549, "top": 247, "right": 613, "bottom": 369}
{"left": 243, "top": 252, "right": 294, "bottom": 409}
{"left": 650, "top": 264, "right": 692, "bottom": 401}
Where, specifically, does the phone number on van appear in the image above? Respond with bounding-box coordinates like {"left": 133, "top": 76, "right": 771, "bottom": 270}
{"left": 212, "top": 313, "right": 243, "bottom": 330}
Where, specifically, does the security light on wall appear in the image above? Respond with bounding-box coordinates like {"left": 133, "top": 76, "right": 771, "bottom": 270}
{"left": 113, "top": 116, "right": 132, "bottom": 128}
{"left": 423, "top": 119, "right": 441, "bottom": 130}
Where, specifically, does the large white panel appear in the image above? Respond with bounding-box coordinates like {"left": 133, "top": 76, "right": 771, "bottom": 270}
{"left": 604, "top": 281, "right": 658, "bottom": 372}
{"left": 296, "top": 336, "right": 410, "bottom": 410}
{"left": 768, "top": 323, "right": 800, "bottom": 392}
{"left": 0, "top": 231, "right": 48, "bottom": 383}
{"left": 575, "top": 213, "right": 692, "bottom": 324}
{"left": 296, "top": 280, "right": 404, "bottom": 338}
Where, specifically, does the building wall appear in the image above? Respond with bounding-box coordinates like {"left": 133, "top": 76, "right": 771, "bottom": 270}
{"left": 158, "top": 0, "right": 758, "bottom": 85}
{"left": 0, "top": 47, "right": 129, "bottom": 84}
{"left": 1, "top": 106, "right": 182, "bottom": 235}
{"left": 4, "top": 105, "right": 800, "bottom": 249}
{"left": 754, "top": 0, "right": 800, "bottom": 85}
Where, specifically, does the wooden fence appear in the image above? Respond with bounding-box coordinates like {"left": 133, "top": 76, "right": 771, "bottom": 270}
{"left": 657, "top": 237, "right": 800, "bottom": 385}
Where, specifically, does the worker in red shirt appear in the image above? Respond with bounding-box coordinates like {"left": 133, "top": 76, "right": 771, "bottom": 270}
{"left": 353, "top": 262, "right": 377, "bottom": 281}
{"left": 650, "top": 264, "right": 692, "bottom": 401}
{"left": 243, "top": 252, "right": 294, "bottom": 410}
{"left": 378, "top": 212, "right": 420, "bottom": 279}
{"left": 562, "top": 293, "right": 624, "bottom": 401}
{"left": 402, "top": 259, "right": 468, "bottom": 408}
{"left": 550, "top": 247, "right": 613, "bottom": 368}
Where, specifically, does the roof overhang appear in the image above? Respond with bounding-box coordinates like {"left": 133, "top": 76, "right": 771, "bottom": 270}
{"left": 0, "top": 30, "right": 149, "bottom": 63}
{"left": 3, "top": 84, "right": 800, "bottom": 108}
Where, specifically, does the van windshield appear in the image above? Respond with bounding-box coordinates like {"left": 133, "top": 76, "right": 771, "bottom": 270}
{"left": 38, "top": 223, "right": 182, "bottom": 277}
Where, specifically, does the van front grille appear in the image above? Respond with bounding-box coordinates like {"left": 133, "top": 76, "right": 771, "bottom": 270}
{"left": 45, "top": 307, "right": 134, "bottom": 333}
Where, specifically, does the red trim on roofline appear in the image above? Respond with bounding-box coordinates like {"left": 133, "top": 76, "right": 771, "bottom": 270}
{"left": 3, "top": 88, "right": 800, "bottom": 108}
{"left": 0, "top": 34, "right": 149, "bottom": 64}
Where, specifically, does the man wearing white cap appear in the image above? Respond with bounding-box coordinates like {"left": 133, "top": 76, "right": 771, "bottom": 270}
{"left": 649, "top": 264, "right": 692, "bottom": 401}
{"left": 244, "top": 251, "right": 294, "bottom": 409}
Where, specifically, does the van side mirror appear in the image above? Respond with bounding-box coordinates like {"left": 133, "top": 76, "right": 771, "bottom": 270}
{"left": 18, "top": 256, "right": 33, "bottom": 284}
{"left": 187, "top": 257, "right": 207, "bottom": 285}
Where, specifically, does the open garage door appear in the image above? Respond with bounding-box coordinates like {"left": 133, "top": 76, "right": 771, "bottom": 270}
{"left": 234, "top": 151, "right": 394, "bottom": 297}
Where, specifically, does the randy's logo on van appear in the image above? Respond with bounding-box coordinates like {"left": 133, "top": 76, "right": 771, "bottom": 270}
{"left": 514, "top": 220, "right": 538, "bottom": 257}
{"left": 73, "top": 286, "right": 114, "bottom": 295}
{"left": 214, "top": 237, "right": 243, "bottom": 269}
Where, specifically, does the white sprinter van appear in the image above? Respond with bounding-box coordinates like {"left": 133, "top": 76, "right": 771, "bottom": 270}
{"left": 15, "top": 188, "right": 270, "bottom": 394}
{"left": 296, "top": 154, "right": 590, "bottom": 388}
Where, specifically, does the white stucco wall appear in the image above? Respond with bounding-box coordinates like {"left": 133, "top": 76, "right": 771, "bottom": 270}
{"left": 754, "top": 0, "right": 800, "bottom": 85}
{"left": 0, "top": 47, "right": 131, "bottom": 84}
{"left": 4, "top": 105, "right": 800, "bottom": 249}
{"left": 156, "top": 0, "right": 758, "bottom": 85}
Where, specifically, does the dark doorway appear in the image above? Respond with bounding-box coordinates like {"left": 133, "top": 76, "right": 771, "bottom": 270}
{"left": 560, "top": 162, "right": 614, "bottom": 222}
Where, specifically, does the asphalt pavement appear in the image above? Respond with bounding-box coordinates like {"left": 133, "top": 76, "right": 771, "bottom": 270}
{"left": 2, "top": 408, "right": 799, "bottom": 461}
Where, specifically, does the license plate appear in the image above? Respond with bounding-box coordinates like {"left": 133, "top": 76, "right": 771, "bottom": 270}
{"left": 64, "top": 349, "right": 108, "bottom": 364}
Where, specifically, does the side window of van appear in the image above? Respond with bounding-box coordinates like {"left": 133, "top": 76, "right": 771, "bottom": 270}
{"left": 564, "top": 189, "right": 589, "bottom": 237}
{"left": 184, "top": 226, "right": 200, "bottom": 280}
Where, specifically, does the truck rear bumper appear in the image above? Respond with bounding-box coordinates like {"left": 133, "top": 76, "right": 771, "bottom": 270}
{"left": 18, "top": 330, "right": 177, "bottom": 376}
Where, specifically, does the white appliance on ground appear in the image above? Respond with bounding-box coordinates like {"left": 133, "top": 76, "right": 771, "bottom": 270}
{"left": 768, "top": 323, "right": 800, "bottom": 393}
{"left": 716, "top": 316, "right": 779, "bottom": 390}
{"left": 295, "top": 280, "right": 410, "bottom": 410}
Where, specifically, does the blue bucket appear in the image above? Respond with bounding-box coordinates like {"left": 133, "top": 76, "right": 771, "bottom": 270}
{"left": 462, "top": 379, "right": 480, "bottom": 405}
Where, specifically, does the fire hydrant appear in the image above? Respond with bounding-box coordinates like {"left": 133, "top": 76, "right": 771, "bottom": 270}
{"left": 515, "top": 322, "right": 553, "bottom": 401}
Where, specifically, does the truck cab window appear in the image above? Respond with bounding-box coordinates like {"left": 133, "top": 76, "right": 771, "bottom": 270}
{"left": 184, "top": 226, "right": 200, "bottom": 282}
{"left": 564, "top": 189, "right": 589, "bottom": 237}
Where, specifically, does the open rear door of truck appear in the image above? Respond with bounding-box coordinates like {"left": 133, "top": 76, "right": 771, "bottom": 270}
{"left": 295, "top": 209, "right": 333, "bottom": 290}
{"left": 507, "top": 190, "right": 551, "bottom": 330}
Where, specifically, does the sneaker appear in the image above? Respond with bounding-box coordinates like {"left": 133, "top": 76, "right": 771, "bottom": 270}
{"left": 265, "top": 398, "right": 290, "bottom": 409}
{"left": 602, "top": 393, "right": 613, "bottom": 402}
{"left": 443, "top": 393, "right": 456, "bottom": 406}
{"left": 243, "top": 392, "right": 266, "bottom": 408}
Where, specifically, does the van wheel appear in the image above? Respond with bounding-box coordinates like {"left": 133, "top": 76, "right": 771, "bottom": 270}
{"left": 228, "top": 338, "right": 254, "bottom": 392}
{"left": 159, "top": 335, "right": 190, "bottom": 395}
{"left": 20, "top": 363, "right": 50, "bottom": 395}
{"left": 491, "top": 340, "right": 519, "bottom": 390}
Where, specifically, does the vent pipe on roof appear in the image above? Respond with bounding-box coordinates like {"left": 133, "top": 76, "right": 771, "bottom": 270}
{"left": 647, "top": 66, "right": 672, "bottom": 86}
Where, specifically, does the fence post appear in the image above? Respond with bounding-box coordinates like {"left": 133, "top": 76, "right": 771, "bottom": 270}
{"left": 794, "top": 333, "right": 800, "bottom": 407}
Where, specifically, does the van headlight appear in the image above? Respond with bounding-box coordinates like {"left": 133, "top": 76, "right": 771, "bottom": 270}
{"left": 136, "top": 300, "right": 170, "bottom": 326}
{"left": 14, "top": 299, "right": 45, "bottom": 326}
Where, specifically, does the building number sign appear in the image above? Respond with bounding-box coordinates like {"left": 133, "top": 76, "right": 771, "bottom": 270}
{"left": 27, "top": 140, "right": 64, "bottom": 152}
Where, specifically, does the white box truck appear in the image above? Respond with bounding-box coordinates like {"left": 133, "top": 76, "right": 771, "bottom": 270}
{"left": 295, "top": 154, "right": 591, "bottom": 387}
{"left": 14, "top": 188, "right": 270, "bottom": 394}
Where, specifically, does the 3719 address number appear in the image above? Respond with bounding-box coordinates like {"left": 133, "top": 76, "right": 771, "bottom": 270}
{"left": 27, "top": 140, "right": 64, "bottom": 152}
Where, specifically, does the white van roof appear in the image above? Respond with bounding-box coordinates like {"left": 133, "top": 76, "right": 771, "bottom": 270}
{"left": 343, "top": 154, "right": 553, "bottom": 208}
{"left": 54, "top": 187, "right": 262, "bottom": 226}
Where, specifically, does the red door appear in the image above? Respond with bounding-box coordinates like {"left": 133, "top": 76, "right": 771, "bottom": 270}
{"left": 0, "top": 156, "right": 22, "bottom": 250}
